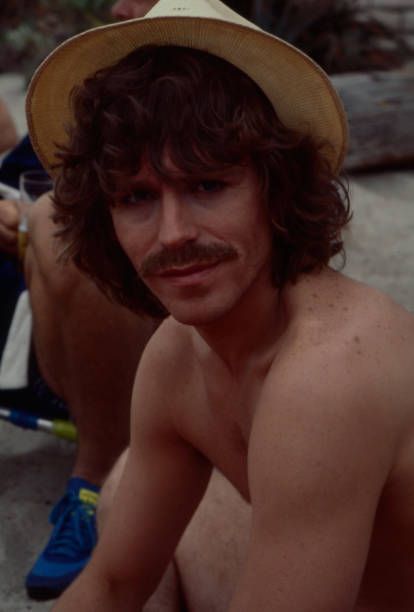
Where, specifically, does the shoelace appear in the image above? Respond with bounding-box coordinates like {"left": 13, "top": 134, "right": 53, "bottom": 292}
{"left": 45, "top": 492, "right": 97, "bottom": 560}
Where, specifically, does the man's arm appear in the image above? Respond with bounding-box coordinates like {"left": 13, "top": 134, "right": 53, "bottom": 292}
{"left": 53, "top": 324, "right": 212, "bottom": 611}
{"left": 0, "top": 198, "right": 19, "bottom": 256}
{"left": 0, "top": 98, "right": 18, "bottom": 154}
{"left": 229, "top": 357, "right": 393, "bottom": 612}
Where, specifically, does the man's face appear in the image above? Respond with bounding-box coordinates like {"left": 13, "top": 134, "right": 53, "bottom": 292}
{"left": 110, "top": 156, "right": 274, "bottom": 326}
{"left": 111, "top": 0, "right": 158, "bottom": 20}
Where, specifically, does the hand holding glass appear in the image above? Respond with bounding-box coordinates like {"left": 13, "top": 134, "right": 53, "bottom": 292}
{"left": 18, "top": 170, "right": 53, "bottom": 260}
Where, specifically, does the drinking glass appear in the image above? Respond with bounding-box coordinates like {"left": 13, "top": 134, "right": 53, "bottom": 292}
{"left": 18, "top": 170, "right": 53, "bottom": 260}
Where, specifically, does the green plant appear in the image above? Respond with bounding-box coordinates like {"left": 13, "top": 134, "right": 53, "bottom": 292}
{"left": 0, "top": 0, "right": 113, "bottom": 79}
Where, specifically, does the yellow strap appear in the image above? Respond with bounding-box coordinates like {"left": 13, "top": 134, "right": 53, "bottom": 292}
{"left": 79, "top": 488, "right": 99, "bottom": 506}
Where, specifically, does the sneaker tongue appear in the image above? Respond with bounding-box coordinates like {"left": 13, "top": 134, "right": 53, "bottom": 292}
{"left": 78, "top": 488, "right": 99, "bottom": 507}
{"left": 67, "top": 477, "right": 100, "bottom": 496}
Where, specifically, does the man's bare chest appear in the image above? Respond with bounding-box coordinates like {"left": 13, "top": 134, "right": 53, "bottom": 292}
{"left": 177, "top": 371, "right": 263, "bottom": 501}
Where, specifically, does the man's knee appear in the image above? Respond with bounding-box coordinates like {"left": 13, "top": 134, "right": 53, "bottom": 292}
{"left": 143, "top": 562, "right": 186, "bottom": 612}
{"left": 176, "top": 471, "right": 250, "bottom": 612}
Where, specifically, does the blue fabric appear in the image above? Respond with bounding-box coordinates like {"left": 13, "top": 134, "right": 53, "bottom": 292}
{"left": 0, "top": 257, "right": 25, "bottom": 359}
{"left": 0, "top": 134, "right": 39, "bottom": 357}
{"left": 0, "top": 135, "right": 44, "bottom": 189}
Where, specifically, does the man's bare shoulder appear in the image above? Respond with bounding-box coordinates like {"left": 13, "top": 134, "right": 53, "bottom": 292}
{"left": 136, "top": 316, "right": 197, "bottom": 391}
{"left": 247, "top": 274, "right": 412, "bottom": 504}
{"left": 142, "top": 316, "right": 194, "bottom": 362}
{"left": 131, "top": 317, "right": 201, "bottom": 441}
{"left": 258, "top": 269, "right": 414, "bottom": 451}
{"left": 248, "top": 272, "right": 414, "bottom": 560}
{"left": 283, "top": 269, "right": 414, "bottom": 368}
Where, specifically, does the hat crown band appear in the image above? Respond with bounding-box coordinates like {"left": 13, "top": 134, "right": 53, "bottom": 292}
{"left": 146, "top": 0, "right": 259, "bottom": 30}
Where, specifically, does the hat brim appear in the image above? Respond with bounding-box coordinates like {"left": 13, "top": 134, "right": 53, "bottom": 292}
{"left": 27, "top": 16, "right": 348, "bottom": 175}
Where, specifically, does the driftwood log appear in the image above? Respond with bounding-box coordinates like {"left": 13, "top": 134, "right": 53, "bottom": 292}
{"left": 332, "top": 63, "right": 414, "bottom": 171}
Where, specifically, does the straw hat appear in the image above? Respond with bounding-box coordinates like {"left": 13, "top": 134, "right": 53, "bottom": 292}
{"left": 26, "top": 0, "right": 348, "bottom": 176}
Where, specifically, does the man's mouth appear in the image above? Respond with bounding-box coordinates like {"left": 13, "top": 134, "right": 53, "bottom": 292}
{"left": 157, "top": 261, "right": 220, "bottom": 278}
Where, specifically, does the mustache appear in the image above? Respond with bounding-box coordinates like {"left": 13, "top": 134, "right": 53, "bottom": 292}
{"left": 139, "top": 242, "right": 238, "bottom": 276}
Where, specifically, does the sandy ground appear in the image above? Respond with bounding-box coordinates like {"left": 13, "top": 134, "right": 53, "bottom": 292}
{"left": 0, "top": 73, "right": 413, "bottom": 611}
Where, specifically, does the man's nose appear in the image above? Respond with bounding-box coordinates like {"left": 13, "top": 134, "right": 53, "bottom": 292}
{"left": 157, "top": 193, "right": 199, "bottom": 249}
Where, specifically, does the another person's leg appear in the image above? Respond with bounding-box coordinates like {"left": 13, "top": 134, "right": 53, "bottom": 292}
{"left": 24, "top": 195, "right": 157, "bottom": 599}
{"left": 175, "top": 471, "right": 250, "bottom": 612}
{"left": 99, "top": 450, "right": 251, "bottom": 612}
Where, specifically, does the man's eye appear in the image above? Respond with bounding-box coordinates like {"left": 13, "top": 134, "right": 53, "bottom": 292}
{"left": 119, "top": 190, "right": 155, "bottom": 206}
{"left": 196, "top": 180, "right": 225, "bottom": 194}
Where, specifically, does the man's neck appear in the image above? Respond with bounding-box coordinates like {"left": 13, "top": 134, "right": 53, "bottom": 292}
{"left": 193, "top": 280, "right": 286, "bottom": 377}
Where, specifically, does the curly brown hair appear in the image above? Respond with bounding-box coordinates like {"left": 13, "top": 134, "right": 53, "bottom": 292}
{"left": 53, "top": 45, "right": 351, "bottom": 318}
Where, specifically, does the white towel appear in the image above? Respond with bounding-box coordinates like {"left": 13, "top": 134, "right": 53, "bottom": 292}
{"left": 0, "top": 290, "right": 32, "bottom": 389}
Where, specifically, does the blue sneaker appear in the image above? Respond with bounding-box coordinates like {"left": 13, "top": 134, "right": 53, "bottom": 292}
{"left": 25, "top": 477, "right": 100, "bottom": 600}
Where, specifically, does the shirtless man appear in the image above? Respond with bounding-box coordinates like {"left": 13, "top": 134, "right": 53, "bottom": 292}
{"left": 24, "top": 0, "right": 414, "bottom": 610}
